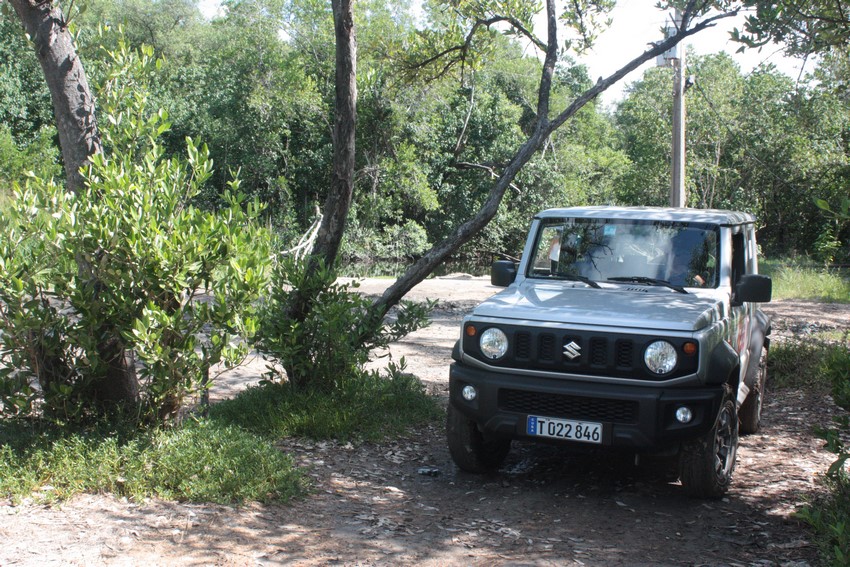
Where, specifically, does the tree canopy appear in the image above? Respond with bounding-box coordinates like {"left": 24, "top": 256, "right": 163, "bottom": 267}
{"left": 1, "top": 0, "right": 847, "bottom": 263}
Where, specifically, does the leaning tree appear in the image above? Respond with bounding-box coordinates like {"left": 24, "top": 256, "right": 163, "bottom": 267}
{"left": 361, "top": 0, "right": 742, "bottom": 323}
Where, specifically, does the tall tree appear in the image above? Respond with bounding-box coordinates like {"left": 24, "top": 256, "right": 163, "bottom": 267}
{"left": 8, "top": 1, "right": 144, "bottom": 408}
{"left": 287, "top": 0, "right": 357, "bottom": 326}
{"left": 314, "top": 0, "right": 357, "bottom": 268}
{"left": 8, "top": 0, "right": 100, "bottom": 192}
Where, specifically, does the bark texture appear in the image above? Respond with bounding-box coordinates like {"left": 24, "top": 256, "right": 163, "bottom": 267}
{"left": 11, "top": 1, "right": 139, "bottom": 411}
{"left": 314, "top": 0, "right": 357, "bottom": 267}
{"left": 284, "top": 0, "right": 357, "bottom": 362}
{"left": 9, "top": 0, "right": 101, "bottom": 193}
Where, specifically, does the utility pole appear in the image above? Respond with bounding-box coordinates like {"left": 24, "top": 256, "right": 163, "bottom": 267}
{"left": 670, "top": 9, "right": 687, "bottom": 207}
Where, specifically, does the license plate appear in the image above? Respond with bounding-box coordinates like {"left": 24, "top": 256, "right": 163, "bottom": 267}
{"left": 526, "top": 415, "right": 602, "bottom": 444}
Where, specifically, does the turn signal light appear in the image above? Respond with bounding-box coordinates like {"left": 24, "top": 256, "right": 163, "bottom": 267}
{"left": 682, "top": 341, "right": 698, "bottom": 356}
{"left": 465, "top": 325, "right": 477, "bottom": 337}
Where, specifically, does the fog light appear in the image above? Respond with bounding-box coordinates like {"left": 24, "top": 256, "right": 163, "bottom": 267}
{"left": 462, "top": 385, "right": 478, "bottom": 401}
{"left": 675, "top": 406, "right": 693, "bottom": 424}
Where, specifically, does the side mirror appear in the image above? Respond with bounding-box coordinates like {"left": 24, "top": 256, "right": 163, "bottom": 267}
{"left": 491, "top": 260, "right": 517, "bottom": 287}
{"left": 734, "top": 274, "right": 772, "bottom": 305}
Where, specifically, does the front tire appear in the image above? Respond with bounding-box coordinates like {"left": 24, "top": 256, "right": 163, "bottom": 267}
{"left": 739, "top": 349, "right": 767, "bottom": 434}
{"left": 446, "top": 404, "right": 511, "bottom": 473}
{"left": 680, "top": 388, "right": 739, "bottom": 499}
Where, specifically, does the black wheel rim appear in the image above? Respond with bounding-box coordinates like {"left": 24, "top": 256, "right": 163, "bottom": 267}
{"left": 714, "top": 404, "right": 737, "bottom": 480}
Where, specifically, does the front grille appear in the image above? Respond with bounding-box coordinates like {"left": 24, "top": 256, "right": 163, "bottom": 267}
{"left": 515, "top": 332, "right": 531, "bottom": 359}
{"left": 499, "top": 389, "right": 639, "bottom": 423}
{"left": 464, "top": 324, "right": 698, "bottom": 381}
{"left": 539, "top": 334, "right": 556, "bottom": 361}
{"left": 589, "top": 337, "right": 607, "bottom": 366}
{"left": 615, "top": 339, "right": 633, "bottom": 368}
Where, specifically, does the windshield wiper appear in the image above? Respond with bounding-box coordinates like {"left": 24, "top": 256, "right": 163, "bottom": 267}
{"left": 606, "top": 276, "right": 688, "bottom": 294}
{"left": 553, "top": 272, "right": 602, "bottom": 288}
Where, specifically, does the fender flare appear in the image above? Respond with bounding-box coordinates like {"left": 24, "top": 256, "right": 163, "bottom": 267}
{"left": 706, "top": 340, "right": 740, "bottom": 386}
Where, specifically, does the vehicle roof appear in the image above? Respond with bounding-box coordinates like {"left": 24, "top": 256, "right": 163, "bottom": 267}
{"left": 535, "top": 206, "right": 755, "bottom": 226}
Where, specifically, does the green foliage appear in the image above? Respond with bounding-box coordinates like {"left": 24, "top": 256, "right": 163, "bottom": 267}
{"left": 0, "top": 419, "right": 306, "bottom": 505}
{"left": 794, "top": 339, "right": 850, "bottom": 565}
{"left": 0, "top": 126, "right": 61, "bottom": 191}
{"left": 815, "top": 196, "right": 850, "bottom": 223}
{"left": 0, "top": 357, "right": 439, "bottom": 504}
{"left": 0, "top": 6, "right": 55, "bottom": 143}
{"left": 0, "top": 38, "right": 271, "bottom": 423}
{"left": 615, "top": 53, "right": 850, "bottom": 257}
{"left": 210, "top": 360, "right": 442, "bottom": 442}
{"left": 796, "top": 474, "right": 850, "bottom": 567}
{"left": 814, "top": 224, "right": 844, "bottom": 265}
{"left": 734, "top": 0, "right": 850, "bottom": 57}
{"left": 769, "top": 338, "right": 837, "bottom": 390}
{"left": 255, "top": 257, "right": 433, "bottom": 391}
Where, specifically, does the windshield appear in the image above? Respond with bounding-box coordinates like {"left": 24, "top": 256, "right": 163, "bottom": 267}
{"left": 528, "top": 218, "right": 719, "bottom": 288}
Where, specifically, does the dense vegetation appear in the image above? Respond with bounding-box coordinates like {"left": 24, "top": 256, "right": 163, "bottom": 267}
{"left": 1, "top": 1, "right": 847, "bottom": 266}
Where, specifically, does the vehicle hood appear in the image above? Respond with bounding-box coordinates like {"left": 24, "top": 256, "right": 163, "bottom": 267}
{"left": 471, "top": 281, "right": 725, "bottom": 332}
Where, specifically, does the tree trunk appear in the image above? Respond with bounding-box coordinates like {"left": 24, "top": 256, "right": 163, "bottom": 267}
{"left": 9, "top": 0, "right": 101, "bottom": 193}
{"left": 11, "top": 1, "right": 139, "bottom": 411}
{"left": 284, "top": 0, "right": 357, "bottom": 365}
{"left": 313, "top": 0, "right": 357, "bottom": 268}
{"left": 94, "top": 330, "right": 140, "bottom": 408}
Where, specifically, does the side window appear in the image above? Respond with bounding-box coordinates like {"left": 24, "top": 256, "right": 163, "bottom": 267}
{"left": 731, "top": 231, "right": 746, "bottom": 285}
{"left": 531, "top": 225, "right": 563, "bottom": 275}
{"left": 747, "top": 226, "right": 758, "bottom": 273}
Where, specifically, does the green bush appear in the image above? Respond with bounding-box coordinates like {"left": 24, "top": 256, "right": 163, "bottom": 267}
{"left": 0, "top": 125, "right": 61, "bottom": 191}
{"left": 797, "top": 474, "right": 850, "bottom": 567}
{"left": 769, "top": 338, "right": 836, "bottom": 391}
{"left": 0, "top": 39, "right": 270, "bottom": 423}
{"left": 255, "top": 257, "right": 433, "bottom": 391}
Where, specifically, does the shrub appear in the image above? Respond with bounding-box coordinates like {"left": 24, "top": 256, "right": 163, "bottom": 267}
{"left": 0, "top": 39, "right": 270, "bottom": 423}
{"left": 255, "top": 257, "right": 433, "bottom": 391}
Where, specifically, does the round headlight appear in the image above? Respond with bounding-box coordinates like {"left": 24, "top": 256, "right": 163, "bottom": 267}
{"left": 644, "top": 340, "right": 677, "bottom": 374}
{"left": 480, "top": 328, "right": 508, "bottom": 360}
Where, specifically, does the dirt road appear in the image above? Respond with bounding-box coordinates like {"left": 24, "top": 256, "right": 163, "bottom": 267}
{"left": 1, "top": 276, "right": 846, "bottom": 566}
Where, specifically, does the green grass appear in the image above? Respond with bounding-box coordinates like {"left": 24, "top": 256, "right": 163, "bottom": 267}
{"left": 0, "top": 419, "right": 306, "bottom": 505}
{"left": 0, "top": 367, "right": 440, "bottom": 505}
{"left": 209, "top": 369, "right": 442, "bottom": 442}
{"left": 760, "top": 258, "right": 850, "bottom": 303}
{"left": 769, "top": 338, "right": 837, "bottom": 390}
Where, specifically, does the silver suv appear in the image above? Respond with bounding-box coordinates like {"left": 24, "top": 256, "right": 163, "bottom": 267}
{"left": 447, "top": 206, "right": 772, "bottom": 498}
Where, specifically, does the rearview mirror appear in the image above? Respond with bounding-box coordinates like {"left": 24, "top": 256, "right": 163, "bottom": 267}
{"left": 734, "top": 274, "right": 772, "bottom": 305}
{"left": 491, "top": 260, "right": 517, "bottom": 287}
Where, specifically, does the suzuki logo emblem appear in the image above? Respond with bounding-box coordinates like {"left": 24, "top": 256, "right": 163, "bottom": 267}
{"left": 563, "top": 341, "right": 581, "bottom": 360}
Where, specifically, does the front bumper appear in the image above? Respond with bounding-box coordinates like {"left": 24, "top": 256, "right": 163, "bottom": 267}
{"left": 449, "top": 362, "right": 724, "bottom": 450}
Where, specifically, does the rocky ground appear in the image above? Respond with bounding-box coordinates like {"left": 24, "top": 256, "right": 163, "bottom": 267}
{"left": 1, "top": 276, "right": 848, "bottom": 566}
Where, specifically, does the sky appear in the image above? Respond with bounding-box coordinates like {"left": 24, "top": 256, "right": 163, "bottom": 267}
{"left": 575, "top": 1, "right": 810, "bottom": 107}
{"left": 197, "top": 0, "right": 809, "bottom": 107}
